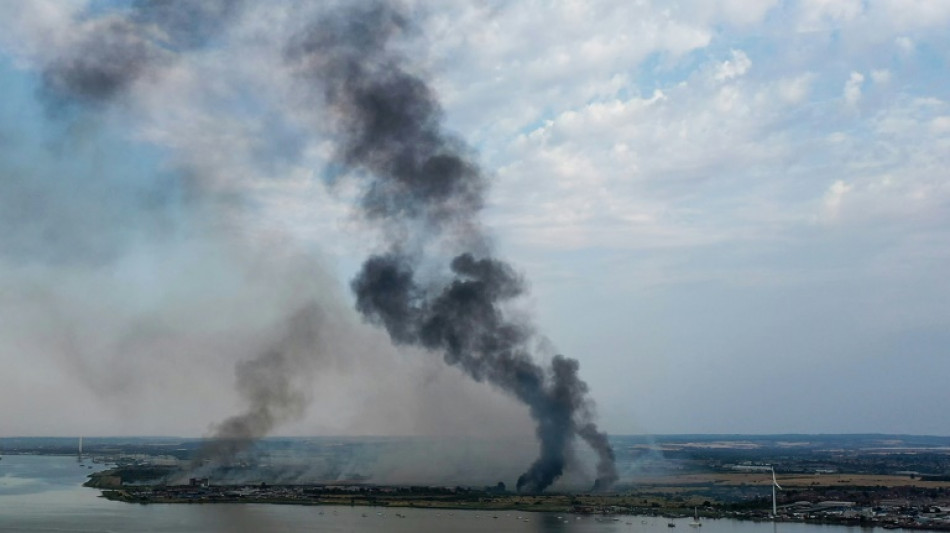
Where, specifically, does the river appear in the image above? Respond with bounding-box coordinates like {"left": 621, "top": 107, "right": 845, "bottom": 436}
{"left": 0, "top": 455, "right": 882, "bottom": 533}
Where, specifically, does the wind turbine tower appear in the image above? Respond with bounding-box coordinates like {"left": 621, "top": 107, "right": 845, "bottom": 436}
{"left": 771, "top": 466, "right": 783, "bottom": 517}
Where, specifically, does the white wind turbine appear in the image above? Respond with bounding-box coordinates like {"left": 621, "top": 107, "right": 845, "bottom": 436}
{"left": 771, "top": 466, "right": 783, "bottom": 517}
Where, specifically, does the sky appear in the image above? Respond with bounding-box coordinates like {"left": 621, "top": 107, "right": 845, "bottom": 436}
{"left": 0, "top": 0, "right": 948, "bottom": 440}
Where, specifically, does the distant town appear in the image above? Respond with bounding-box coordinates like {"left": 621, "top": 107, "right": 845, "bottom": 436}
{"left": 4, "top": 434, "right": 950, "bottom": 530}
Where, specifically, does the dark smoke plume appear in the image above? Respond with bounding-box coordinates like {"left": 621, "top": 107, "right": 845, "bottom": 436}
{"left": 42, "top": 17, "right": 161, "bottom": 104}
{"left": 197, "top": 304, "right": 322, "bottom": 463}
{"left": 42, "top": 0, "right": 243, "bottom": 104}
{"left": 290, "top": 1, "right": 617, "bottom": 492}
{"left": 288, "top": 3, "right": 485, "bottom": 233}
{"left": 34, "top": 0, "right": 617, "bottom": 490}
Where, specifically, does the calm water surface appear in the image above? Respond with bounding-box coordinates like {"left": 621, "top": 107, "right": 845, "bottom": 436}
{"left": 0, "top": 455, "right": 880, "bottom": 533}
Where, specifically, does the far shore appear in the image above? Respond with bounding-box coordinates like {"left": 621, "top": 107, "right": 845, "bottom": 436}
{"left": 84, "top": 466, "right": 950, "bottom": 531}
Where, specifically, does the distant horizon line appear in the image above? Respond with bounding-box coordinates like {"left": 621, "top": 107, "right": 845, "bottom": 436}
{"left": 3, "top": 432, "right": 950, "bottom": 440}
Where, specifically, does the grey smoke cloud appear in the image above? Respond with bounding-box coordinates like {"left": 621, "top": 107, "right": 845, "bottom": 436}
{"left": 291, "top": 1, "right": 617, "bottom": 491}
{"left": 198, "top": 304, "right": 321, "bottom": 462}
{"left": 287, "top": 3, "right": 486, "bottom": 239}
{"left": 30, "top": 0, "right": 329, "bottom": 459}
{"left": 43, "top": 16, "right": 160, "bottom": 104}
{"left": 42, "top": 0, "right": 244, "bottom": 105}
{"left": 129, "top": 0, "right": 244, "bottom": 49}
{"left": 20, "top": 0, "right": 616, "bottom": 490}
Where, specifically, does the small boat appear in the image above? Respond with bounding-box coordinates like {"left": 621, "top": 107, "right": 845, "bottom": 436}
{"left": 668, "top": 521, "right": 676, "bottom": 528}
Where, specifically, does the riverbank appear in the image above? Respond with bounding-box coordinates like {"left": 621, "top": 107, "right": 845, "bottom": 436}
{"left": 86, "top": 472, "right": 950, "bottom": 531}
{"left": 92, "top": 485, "right": 950, "bottom": 531}
{"left": 92, "top": 491, "right": 950, "bottom": 531}
{"left": 11, "top": 452, "right": 950, "bottom": 533}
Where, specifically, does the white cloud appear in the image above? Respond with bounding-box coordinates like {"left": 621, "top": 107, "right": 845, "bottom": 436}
{"left": 931, "top": 116, "right": 950, "bottom": 135}
{"left": 776, "top": 73, "right": 815, "bottom": 104}
{"left": 870, "top": 69, "right": 891, "bottom": 84}
{"left": 843, "top": 71, "right": 865, "bottom": 106}
{"left": 812, "top": 96, "right": 950, "bottom": 229}
{"left": 716, "top": 0, "right": 780, "bottom": 26}
{"left": 878, "top": 0, "right": 950, "bottom": 30}
{"left": 0, "top": 1, "right": 84, "bottom": 63}
{"left": 798, "top": 0, "right": 864, "bottom": 30}
{"left": 423, "top": 2, "right": 714, "bottom": 146}
{"left": 895, "top": 36, "right": 915, "bottom": 53}
{"left": 822, "top": 179, "right": 852, "bottom": 219}
{"left": 714, "top": 49, "right": 752, "bottom": 82}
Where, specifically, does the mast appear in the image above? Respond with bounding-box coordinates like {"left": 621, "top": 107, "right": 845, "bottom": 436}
{"left": 771, "top": 467, "right": 782, "bottom": 517}
{"left": 772, "top": 482, "right": 776, "bottom": 516}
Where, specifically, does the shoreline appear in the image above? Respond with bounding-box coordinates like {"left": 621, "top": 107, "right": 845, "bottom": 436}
{"left": 80, "top": 461, "right": 950, "bottom": 532}
{"left": 87, "top": 479, "right": 950, "bottom": 531}
{"left": 93, "top": 490, "right": 950, "bottom": 531}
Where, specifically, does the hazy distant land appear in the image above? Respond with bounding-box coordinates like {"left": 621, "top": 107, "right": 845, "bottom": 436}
{"left": 6, "top": 434, "right": 950, "bottom": 528}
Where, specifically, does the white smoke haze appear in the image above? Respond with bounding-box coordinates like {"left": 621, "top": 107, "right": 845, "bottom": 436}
{"left": 4, "top": 0, "right": 950, "bottom": 464}
{"left": 177, "top": 435, "right": 539, "bottom": 488}
{"left": 0, "top": 0, "right": 614, "bottom": 490}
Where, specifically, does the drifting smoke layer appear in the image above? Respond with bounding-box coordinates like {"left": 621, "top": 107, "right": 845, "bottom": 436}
{"left": 290, "top": 2, "right": 617, "bottom": 492}
{"left": 30, "top": 0, "right": 617, "bottom": 491}
{"left": 42, "top": 0, "right": 243, "bottom": 105}
{"left": 35, "top": 0, "right": 324, "bottom": 462}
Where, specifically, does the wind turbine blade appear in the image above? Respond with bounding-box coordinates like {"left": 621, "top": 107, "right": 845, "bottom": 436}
{"left": 772, "top": 470, "right": 782, "bottom": 490}
{"left": 772, "top": 468, "right": 785, "bottom": 490}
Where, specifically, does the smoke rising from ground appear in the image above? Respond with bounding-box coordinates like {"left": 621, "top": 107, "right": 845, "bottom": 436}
{"left": 197, "top": 304, "right": 321, "bottom": 462}
{"left": 1, "top": 0, "right": 616, "bottom": 491}
{"left": 291, "top": 1, "right": 617, "bottom": 491}
{"left": 28, "top": 0, "right": 330, "bottom": 463}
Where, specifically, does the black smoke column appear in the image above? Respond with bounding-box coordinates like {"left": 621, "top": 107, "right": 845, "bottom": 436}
{"left": 36, "top": 0, "right": 619, "bottom": 489}
{"left": 291, "top": 1, "right": 617, "bottom": 492}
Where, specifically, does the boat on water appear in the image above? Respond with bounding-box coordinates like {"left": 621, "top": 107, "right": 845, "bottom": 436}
{"left": 668, "top": 521, "right": 676, "bottom": 527}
